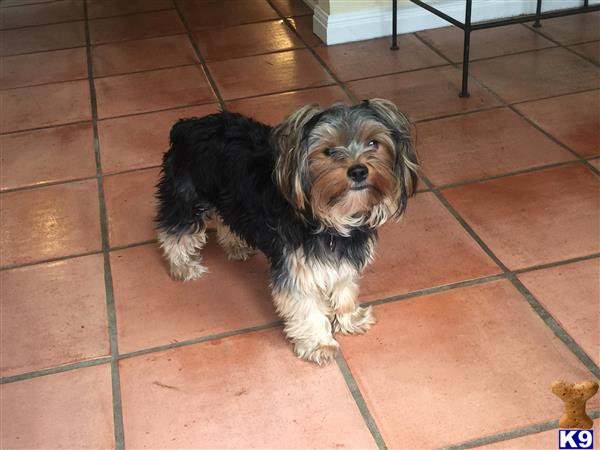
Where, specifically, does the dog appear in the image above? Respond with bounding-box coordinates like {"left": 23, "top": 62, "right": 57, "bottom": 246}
{"left": 155, "top": 99, "right": 419, "bottom": 364}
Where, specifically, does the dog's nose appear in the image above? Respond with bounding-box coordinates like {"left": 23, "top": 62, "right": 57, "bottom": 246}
{"left": 347, "top": 164, "right": 368, "bottom": 182}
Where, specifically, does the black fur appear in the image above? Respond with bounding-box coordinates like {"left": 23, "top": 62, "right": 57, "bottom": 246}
{"left": 155, "top": 110, "right": 378, "bottom": 284}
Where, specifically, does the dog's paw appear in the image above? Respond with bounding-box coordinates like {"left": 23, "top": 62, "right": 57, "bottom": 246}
{"left": 334, "top": 305, "right": 376, "bottom": 335}
{"left": 294, "top": 339, "right": 340, "bottom": 365}
{"left": 226, "top": 247, "right": 256, "bottom": 261}
{"left": 170, "top": 262, "right": 207, "bottom": 281}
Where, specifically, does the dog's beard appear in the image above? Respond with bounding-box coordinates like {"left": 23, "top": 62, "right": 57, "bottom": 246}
{"left": 309, "top": 165, "right": 400, "bottom": 236}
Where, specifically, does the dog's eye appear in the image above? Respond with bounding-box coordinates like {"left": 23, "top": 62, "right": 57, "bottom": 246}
{"left": 323, "top": 148, "right": 337, "bottom": 157}
{"left": 367, "top": 139, "right": 379, "bottom": 149}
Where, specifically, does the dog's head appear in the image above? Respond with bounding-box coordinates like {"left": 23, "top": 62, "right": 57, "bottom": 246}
{"left": 273, "top": 99, "right": 419, "bottom": 235}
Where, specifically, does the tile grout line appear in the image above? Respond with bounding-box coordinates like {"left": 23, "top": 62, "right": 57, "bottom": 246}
{"left": 266, "top": 0, "right": 358, "bottom": 104}
{"left": 82, "top": 1, "right": 125, "bottom": 448}
{"left": 0, "top": 7, "right": 176, "bottom": 32}
{"left": 172, "top": 1, "right": 226, "bottom": 109}
{"left": 439, "top": 410, "right": 600, "bottom": 450}
{"left": 335, "top": 353, "right": 388, "bottom": 450}
{"left": 2, "top": 250, "right": 598, "bottom": 385}
{"left": 413, "top": 31, "right": 600, "bottom": 175}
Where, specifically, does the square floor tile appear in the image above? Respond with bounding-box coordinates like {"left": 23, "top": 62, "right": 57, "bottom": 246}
{"left": 519, "top": 258, "right": 599, "bottom": 366}
{"left": 346, "top": 66, "right": 500, "bottom": 122}
{"left": 0, "top": 0, "right": 83, "bottom": 29}
{"left": 527, "top": 11, "right": 600, "bottom": 45}
{"left": 340, "top": 280, "right": 599, "bottom": 449}
{"left": 94, "top": 65, "right": 215, "bottom": 119}
{"left": 1, "top": 79, "right": 91, "bottom": 133}
{"left": 110, "top": 243, "right": 278, "bottom": 353}
{"left": 1, "top": 254, "right": 109, "bottom": 377}
{"left": 470, "top": 47, "right": 600, "bottom": 103}
{"left": 209, "top": 49, "right": 334, "bottom": 100}
{"left": 314, "top": 35, "right": 446, "bottom": 82}
{"left": 443, "top": 164, "right": 599, "bottom": 270}
{"left": 286, "top": 15, "right": 323, "bottom": 47}
{"left": 104, "top": 168, "right": 160, "bottom": 248}
{"left": 417, "top": 24, "right": 556, "bottom": 63}
{"left": 514, "top": 90, "right": 600, "bottom": 158}
{"left": 359, "top": 192, "right": 500, "bottom": 301}
{"left": 92, "top": 34, "right": 197, "bottom": 77}
{"left": 0, "top": 123, "right": 96, "bottom": 191}
{"left": 1, "top": 365, "right": 114, "bottom": 449}
{"left": 270, "top": 0, "right": 312, "bottom": 17}
{"left": 481, "top": 422, "right": 600, "bottom": 449}
{"left": 0, "top": 21, "right": 85, "bottom": 56}
{"left": 1, "top": 47, "right": 87, "bottom": 89}
{"left": 87, "top": 0, "right": 174, "bottom": 19}
{"left": 119, "top": 328, "right": 376, "bottom": 448}
{"left": 0, "top": 180, "right": 101, "bottom": 267}
{"left": 194, "top": 20, "right": 304, "bottom": 62}
{"left": 178, "top": 0, "right": 279, "bottom": 29}
{"left": 226, "top": 85, "right": 350, "bottom": 125}
{"left": 569, "top": 41, "right": 600, "bottom": 65}
{"left": 589, "top": 158, "right": 600, "bottom": 170}
{"left": 89, "top": 9, "right": 184, "bottom": 45}
{"left": 416, "top": 108, "right": 574, "bottom": 186}
{"left": 98, "top": 104, "right": 218, "bottom": 174}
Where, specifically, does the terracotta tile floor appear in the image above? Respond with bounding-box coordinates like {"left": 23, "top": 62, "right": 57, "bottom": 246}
{"left": 1, "top": 1, "right": 598, "bottom": 449}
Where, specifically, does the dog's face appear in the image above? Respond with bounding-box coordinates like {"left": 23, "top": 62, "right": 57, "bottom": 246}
{"left": 274, "top": 99, "right": 419, "bottom": 235}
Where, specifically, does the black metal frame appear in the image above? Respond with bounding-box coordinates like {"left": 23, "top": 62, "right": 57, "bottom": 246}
{"left": 391, "top": 0, "right": 600, "bottom": 97}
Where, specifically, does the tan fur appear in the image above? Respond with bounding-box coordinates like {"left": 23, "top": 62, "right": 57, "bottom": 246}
{"left": 158, "top": 228, "right": 208, "bottom": 281}
{"left": 215, "top": 216, "right": 255, "bottom": 261}
{"left": 272, "top": 247, "right": 376, "bottom": 363}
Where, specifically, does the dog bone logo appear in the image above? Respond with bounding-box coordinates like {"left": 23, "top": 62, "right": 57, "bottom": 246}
{"left": 552, "top": 380, "right": 598, "bottom": 429}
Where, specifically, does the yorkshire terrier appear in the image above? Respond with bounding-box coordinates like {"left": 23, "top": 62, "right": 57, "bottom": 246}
{"left": 156, "top": 99, "right": 419, "bottom": 364}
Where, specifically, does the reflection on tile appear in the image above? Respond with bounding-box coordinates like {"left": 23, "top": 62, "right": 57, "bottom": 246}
{"left": 0, "top": 123, "right": 95, "bottom": 191}
{"left": 194, "top": 20, "right": 304, "bottom": 61}
{"left": 0, "top": 180, "right": 101, "bottom": 267}
{"left": 209, "top": 49, "right": 333, "bottom": 100}
{"left": 94, "top": 66, "right": 215, "bottom": 118}
{"left": 0, "top": 79, "right": 91, "bottom": 133}
{"left": 92, "top": 34, "right": 197, "bottom": 77}
{"left": 314, "top": 35, "right": 445, "bottom": 81}
{"left": 417, "top": 24, "right": 555, "bottom": 63}
{"left": 347, "top": 66, "right": 500, "bottom": 121}
{"left": 226, "top": 85, "right": 349, "bottom": 125}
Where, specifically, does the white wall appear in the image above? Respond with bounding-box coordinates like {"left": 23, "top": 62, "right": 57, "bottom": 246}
{"left": 313, "top": 0, "right": 599, "bottom": 45}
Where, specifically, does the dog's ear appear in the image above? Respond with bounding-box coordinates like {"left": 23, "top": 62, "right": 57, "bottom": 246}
{"left": 273, "top": 104, "right": 323, "bottom": 211}
{"left": 365, "top": 98, "right": 419, "bottom": 212}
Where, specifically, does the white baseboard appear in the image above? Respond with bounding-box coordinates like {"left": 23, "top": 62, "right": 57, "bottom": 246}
{"left": 313, "top": 0, "right": 599, "bottom": 45}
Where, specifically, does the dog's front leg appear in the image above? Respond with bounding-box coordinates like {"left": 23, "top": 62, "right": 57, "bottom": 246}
{"left": 271, "top": 284, "right": 339, "bottom": 365}
{"left": 330, "top": 270, "right": 376, "bottom": 335}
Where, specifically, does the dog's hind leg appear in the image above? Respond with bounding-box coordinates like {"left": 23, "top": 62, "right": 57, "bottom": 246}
{"left": 215, "top": 216, "right": 255, "bottom": 261}
{"left": 157, "top": 225, "right": 208, "bottom": 281}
